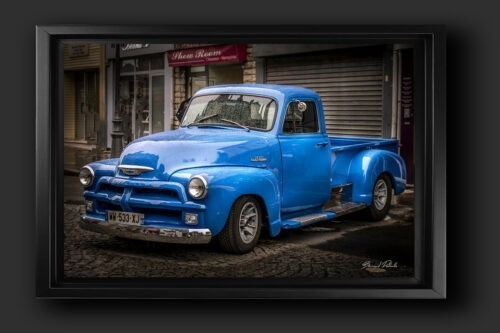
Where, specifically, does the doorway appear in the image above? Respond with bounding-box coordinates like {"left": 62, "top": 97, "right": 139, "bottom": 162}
{"left": 399, "top": 49, "right": 414, "bottom": 184}
{"left": 75, "top": 71, "right": 99, "bottom": 142}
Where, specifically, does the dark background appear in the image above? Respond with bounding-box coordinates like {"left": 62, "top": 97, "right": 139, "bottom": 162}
{"left": 2, "top": 0, "right": 498, "bottom": 331}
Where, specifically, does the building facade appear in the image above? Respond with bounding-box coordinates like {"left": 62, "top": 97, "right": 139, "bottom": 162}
{"left": 168, "top": 44, "right": 255, "bottom": 128}
{"left": 102, "top": 43, "right": 414, "bottom": 184}
{"left": 105, "top": 44, "right": 174, "bottom": 148}
{"left": 166, "top": 43, "right": 414, "bottom": 182}
{"left": 63, "top": 43, "right": 106, "bottom": 149}
{"left": 252, "top": 44, "right": 415, "bottom": 183}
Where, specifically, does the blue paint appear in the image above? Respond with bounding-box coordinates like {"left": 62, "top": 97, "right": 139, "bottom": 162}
{"left": 81, "top": 84, "right": 406, "bottom": 242}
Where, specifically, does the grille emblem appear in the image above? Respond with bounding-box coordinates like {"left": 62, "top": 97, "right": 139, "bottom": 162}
{"left": 118, "top": 165, "right": 154, "bottom": 176}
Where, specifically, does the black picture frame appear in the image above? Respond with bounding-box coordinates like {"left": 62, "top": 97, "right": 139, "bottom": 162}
{"left": 36, "top": 25, "right": 446, "bottom": 299}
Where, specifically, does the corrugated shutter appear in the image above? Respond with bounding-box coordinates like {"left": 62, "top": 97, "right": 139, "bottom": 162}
{"left": 265, "top": 48, "right": 384, "bottom": 137}
{"left": 64, "top": 44, "right": 103, "bottom": 70}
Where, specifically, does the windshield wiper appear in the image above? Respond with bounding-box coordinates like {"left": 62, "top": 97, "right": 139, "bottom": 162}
{"left": 187, "top": 114, "right": 220, "bottom": 127}
{"left": 187, "top": 114, "right": 250, "bottom": 131}
{"left": 218, "top": 118, "right": 250, "bottom": 131}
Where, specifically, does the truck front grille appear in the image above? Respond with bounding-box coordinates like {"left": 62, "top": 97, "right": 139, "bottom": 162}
{"left": 90, "top": 178, "right": 187, "bottom": 224}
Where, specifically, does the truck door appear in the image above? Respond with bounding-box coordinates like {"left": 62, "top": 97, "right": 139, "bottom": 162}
{"left": 278, "top": 100, "right": 331, "bottom": 213}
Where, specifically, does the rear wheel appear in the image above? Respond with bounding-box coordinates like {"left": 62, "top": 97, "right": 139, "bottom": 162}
{"left": 218, "top": 196, "right": 262, "bottom": 254}
{"left": 368, "top": 174, "right": 393, "bottom": 221}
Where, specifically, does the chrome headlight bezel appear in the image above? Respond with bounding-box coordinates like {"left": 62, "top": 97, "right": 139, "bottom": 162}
{"left": 188, "top": 175, "right": 208, "bottom": 199}
{"left": 79, "top": 165, "right": 95, "bottom": 187}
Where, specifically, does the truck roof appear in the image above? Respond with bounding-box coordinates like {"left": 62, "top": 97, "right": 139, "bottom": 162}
{"left": 193, "top": 84, "right": 321, "bottom": 101}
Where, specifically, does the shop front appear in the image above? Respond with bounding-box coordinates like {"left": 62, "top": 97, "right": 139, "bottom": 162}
{"left": 64, "top": 43, "right": 106, "bottom": 148}
{"left": 167, "top": 44, "right": 253, "bottom": 127}
{"left": 106, "top": 44, "right": 174, "bottom": 147}
{"left": 253, "top": 44, "right": 392, "bottom": 138}
{"left": 252, "top": 43, "right": 415, "bottom": 184}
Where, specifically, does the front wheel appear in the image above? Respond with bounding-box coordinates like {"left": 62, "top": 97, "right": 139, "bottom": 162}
{"left": 367, "top": 174, "right": 393, "bottom": 221}
{"left": 218, "top": 196, "right": 262, "bottom": 254}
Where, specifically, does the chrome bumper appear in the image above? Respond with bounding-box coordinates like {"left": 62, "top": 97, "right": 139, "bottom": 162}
{"left": 80, "top": 216, "right": 212, "bottom": 244}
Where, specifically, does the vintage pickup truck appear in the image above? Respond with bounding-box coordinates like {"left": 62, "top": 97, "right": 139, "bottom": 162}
{"left": 79, "top": 84, "right": 406, "bottom": 253}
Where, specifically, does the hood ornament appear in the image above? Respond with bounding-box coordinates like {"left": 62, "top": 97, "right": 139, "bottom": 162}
{"left": 118, "top": 165, "right": 154, "bottom": 176}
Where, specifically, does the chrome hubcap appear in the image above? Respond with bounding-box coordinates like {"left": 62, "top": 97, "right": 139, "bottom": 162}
{"left": 373, "top": 179, "right": 388, "bottom": 210}
{"left": 239, "top": 202, "right": 259, "bottom": 244}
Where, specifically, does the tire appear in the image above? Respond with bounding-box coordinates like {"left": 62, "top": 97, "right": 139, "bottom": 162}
{"left": 218, "top": 196, "right": 262, "bottom": 254}
{"left": 367, "top": 174, "right": 393, "bottom": 221}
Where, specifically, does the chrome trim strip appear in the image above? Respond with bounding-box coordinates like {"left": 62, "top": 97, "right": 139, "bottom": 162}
{"left": 81, "top": 165, "right": 95, "bottom": 187}
{"left": 118, "top": 164, "right": 155, "bottom": 176}
{"left": 289, "top": 213, "right": 329, "bottom": 226}
{"left": 80, "top": 216, "right": 212, "bottom": 244}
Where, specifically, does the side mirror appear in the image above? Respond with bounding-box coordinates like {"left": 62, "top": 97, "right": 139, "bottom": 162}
{"left": 176, "top": 98, "right": 190, "bottom": 122}
{"left": 297, "top": 101, "right": 307, "bottom": 112}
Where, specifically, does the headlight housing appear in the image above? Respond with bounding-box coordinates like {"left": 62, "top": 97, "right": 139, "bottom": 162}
{"left": 79, "top": 166, "right": 94, "bottom": 187}
{"left": 188, "top": 175, "right": 208, "bottom": 199}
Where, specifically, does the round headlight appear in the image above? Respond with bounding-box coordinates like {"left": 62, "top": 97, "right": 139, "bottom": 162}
{"left": 79, "top": 166, "right": 94, "bottom": 187}
{"left": 188, "top": 175, "right": 208, "bottom": 199}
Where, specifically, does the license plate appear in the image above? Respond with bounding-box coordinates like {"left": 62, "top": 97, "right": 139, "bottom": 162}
{"left": 107, "top": 210, "right": 144, "bottom": 226}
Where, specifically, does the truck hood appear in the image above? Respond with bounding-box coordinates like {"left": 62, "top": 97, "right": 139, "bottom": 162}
{"left": 117, "top": 128, "right": 274, "bottom": 180}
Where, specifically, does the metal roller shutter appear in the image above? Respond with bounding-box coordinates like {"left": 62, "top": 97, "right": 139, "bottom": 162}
{"left": 265, "top": 48, "right": 384, "bottom": 137}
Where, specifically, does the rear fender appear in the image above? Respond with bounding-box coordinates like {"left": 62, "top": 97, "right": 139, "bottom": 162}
{"left": 169, "top": 167, "right": 281, "bottom": 237}
{"left": 347, "top": 150, "right": 406, "bottom": 205}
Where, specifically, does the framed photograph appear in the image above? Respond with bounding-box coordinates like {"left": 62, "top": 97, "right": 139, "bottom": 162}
{"left": 36, "top": 25, "right": 446, "bottom": 298}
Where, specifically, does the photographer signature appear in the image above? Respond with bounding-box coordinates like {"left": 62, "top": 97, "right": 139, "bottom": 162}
{"left": 361, "top": 260, "right": 398, "bottom": 270}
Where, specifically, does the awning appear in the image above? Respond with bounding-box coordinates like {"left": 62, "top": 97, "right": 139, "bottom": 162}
{"left": 167, "top": 44, "right": 247, "bottom": 67}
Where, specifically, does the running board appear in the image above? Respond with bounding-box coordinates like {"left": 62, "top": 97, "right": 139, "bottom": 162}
{"left": 281, "top": 212, "right": 336, "bottom": 229}
{"left": 324, "top": 201, "right": 366, "bottom": 217}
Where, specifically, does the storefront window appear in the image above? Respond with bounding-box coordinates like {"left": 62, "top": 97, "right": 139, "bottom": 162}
{"left": 150, "top": 55, "right": 164, "bottom": 70}
{"left": 118, "top": 54, "right": 165, "bottom": 143}
{"left": 152, "top": 75, "right": 165, "bottom": 133}
{"left": 118, "top": 75, "right": 134, "bottom": 143}
{"left": 186, "top": 64, "right": 243, "bottom": 99}
{"left": 135, "top": 74, "right": 150, "bottom": 137}
{"left": 120, "top": 59, "right": 135, "bottom": 73}
{"left": 136, "top": 57, "right": 150, "bottom": 72}
{"left": 208, "top": 64, "right": 243, "bottom": 86}
{"left": 190, "top": 66, "right": 206, "bottom": 73}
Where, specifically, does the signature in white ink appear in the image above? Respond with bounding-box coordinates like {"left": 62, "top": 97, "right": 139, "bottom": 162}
{"left": 361, "top": 260, "right": 399, "bottom": 270}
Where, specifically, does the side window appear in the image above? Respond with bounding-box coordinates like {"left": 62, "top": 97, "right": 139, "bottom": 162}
{"left": 282, "top": 100, "right": 319, "bottom": 134}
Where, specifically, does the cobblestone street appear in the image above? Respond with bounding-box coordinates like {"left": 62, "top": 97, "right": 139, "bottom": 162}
{"left": 64, "top": 201, "right": 414, "bottom": 279}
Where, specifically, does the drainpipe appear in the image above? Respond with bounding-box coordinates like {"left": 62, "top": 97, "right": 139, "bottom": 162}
{"left": 391, "top": 47, "right": 400, "bottom": 139}
{"left": 111, "top": 44, "right": 124, "bottom": 158}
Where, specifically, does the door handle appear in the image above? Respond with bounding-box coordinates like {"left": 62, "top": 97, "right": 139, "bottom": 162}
{"left": 316, "top": 142, "right": 329, "bottom": 147}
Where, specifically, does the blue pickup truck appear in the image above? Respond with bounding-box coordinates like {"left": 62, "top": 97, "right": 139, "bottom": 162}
{"left": 79, "top": 84, "right": 406, "bottom": 253}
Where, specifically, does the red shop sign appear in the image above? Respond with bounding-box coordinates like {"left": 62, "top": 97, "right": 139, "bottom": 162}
{"left": 167, "top": 44, "right": 247, "bottom": 67}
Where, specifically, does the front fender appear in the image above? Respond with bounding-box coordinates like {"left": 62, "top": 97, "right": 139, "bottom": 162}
{"left": 84, "top": 158, "right": 120, "bottom": 191}
{"left": 347, "top": 150, "right": 406, "bottom": 205}
{"left": 169, "top": 167, "right": 281, "bottom": 237}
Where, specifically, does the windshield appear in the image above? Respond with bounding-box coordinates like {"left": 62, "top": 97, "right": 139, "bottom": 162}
{"left": 181, "top": 94, "right": 278, "bottom": 131}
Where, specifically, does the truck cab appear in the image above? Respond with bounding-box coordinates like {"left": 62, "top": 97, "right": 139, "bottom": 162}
{"left": 79, "top": 84, "right": 406, "bottom": 253}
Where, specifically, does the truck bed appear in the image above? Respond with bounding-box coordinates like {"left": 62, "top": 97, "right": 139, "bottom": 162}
{"left": 329, "top": 136, "right": 400, "bottom": 188}
{"left": 330, "top": 136, "right": 399, "bottom": 154}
